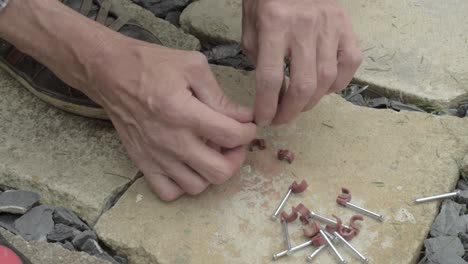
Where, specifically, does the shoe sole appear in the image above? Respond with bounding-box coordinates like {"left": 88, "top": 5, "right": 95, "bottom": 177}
{"left": 0, "top": 60, "right": 109, "bottom": 120}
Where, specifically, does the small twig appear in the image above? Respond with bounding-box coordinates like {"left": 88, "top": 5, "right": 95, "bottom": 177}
{"left": 345, "top": 85, "right": 369, "bottom": 100}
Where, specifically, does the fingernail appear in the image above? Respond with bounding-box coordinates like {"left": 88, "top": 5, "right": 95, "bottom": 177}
{"left": 238, "top": 105, "right": 253, "bottom": 116}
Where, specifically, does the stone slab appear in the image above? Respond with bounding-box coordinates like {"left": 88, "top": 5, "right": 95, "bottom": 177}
{"left": 95, "top": 65, "right": 468, "bottom": 264}
{"left": 116, "top": 0, "right": 200, "bottom": 51}
{"left": 0, "top": 229, "right": 109, "bottom": 264}
{"left": 0, "top": 68, "right": 137, "bottom": 225}
{"left": 180, "top": 0, "right": 468, "bottom": 107}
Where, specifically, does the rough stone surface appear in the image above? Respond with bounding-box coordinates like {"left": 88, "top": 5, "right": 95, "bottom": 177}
{"left": 95, "top": 65, "right": 468, "bottom": 264}
{"left": 116, "top": 0, "right": 200, "bottom": 50}
{"left": 180, "top": 0, "right": 241, "bottom": 44}
{"left": 47, "top": 224, "right": 80, "bottom": 243}
{"left": 430, "top": 200, "right": 468, "bottom": 237}
{"left": 72, "top": 230, "right": 98, "bottom": 250}
{"left": 14, "top": 205, "right": 54, "bottom": 242}
{"left": 0, "top": 229, "right": 109, "bottom": 264}
{"left": 0, "top": 68, "right": 137, "bottom": 224}
{"left": 181, "top": 0, "right": 468, "bottom": 107}
{"left": 460, "top": 154, "right": 468, "bottom": 179}
{"left": 424, "top": 236, "right": 466, "bottom": 264}
{"left": 53, "top": 207, "right": 89, "bottom": 231}
{"left": 0, "top": 190, "right": 40, "bottom": 214}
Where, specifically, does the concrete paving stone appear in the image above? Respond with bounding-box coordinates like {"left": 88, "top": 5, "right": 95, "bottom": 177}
{"left": 180, "top": 0, "right": 468, "bottom": 108}
{"left": 0, "top": 68, "right": 138, "bottom": 225}
{"left": 95, "top": 65, "right": 468, "bottom": 264}
{"left": 0, "top": 229, "right": 110, "bottom": 264}
{"left": 115, "top": 0, "right": 200, "bottom": 51}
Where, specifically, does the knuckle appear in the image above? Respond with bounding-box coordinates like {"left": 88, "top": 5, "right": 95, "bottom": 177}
{"left": 294, "top": 80, "right": 316, "bottom": 97}
{"left": 257, "top": 68, "right": 282, "bottom": 90}
{"left": 189, "top": 51, "right": 209, "bottom": 68}
{"left": 342, "top": 49, "right": 363, "bottom": 67}
{"left": 318, "top": 66, "right": 338, "bottom": 83}
{"left": 258, "top": 2, "right": 288, "bottom": 26}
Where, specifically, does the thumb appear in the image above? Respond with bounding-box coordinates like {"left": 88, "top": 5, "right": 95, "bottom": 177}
{"left": 189, "top": 64, "right": 254, "bottom": 123}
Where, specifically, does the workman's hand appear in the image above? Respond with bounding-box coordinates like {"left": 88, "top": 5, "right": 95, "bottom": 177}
{"left": 90, "top": 38, "right": 256, "bottom": 201}
{"left": 242, "top": 0, "right": 363, "bottom": 126}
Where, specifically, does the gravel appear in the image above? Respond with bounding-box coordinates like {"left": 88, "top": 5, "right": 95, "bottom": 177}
{"left": 430, "top": 200, "right": 467, "bottom": 237}
{"left": 424, "top": 236, "right": 466, "bottom": 264}
{"left": 14, "top": 205, "right": 55, "bottom": 241}
{"left": 0, "top": 190, "right": 40, "bottom": 214}
{"left": 53, "top": 207, "right": 90, "bottom": 231}
{"left": 47, "top": 224, "right": 80, "bottom": 242}
{"left": 0, "top": 213, "right": 19, "bottom": 234}
{"left": 72, "top": 230, "right": 98, "bottom": 250}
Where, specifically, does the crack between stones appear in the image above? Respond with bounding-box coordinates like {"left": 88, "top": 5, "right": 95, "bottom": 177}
{"left": 91, "top": 171, "right": 143, "bottom": 228}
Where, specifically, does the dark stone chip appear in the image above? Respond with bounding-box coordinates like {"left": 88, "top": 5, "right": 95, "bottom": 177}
{"left": 430, "top": 200, "right": 467, "bottom": 237}
{"left": 59, "top": 240, "right": 76, "bottom": 251}
{"left": 72, "top": 230, "right": 98, "bottom": 250}
{"left": 14, "top": 205, "right": 54, "bottom": 241}
{"left": 47, "top": 223, "right": 80, "bottom": 242}
{"left": 457, "top": 180, "right": 468, "bottom": 191}
{"left": 165, "top": 11, "right": 181, "bottom": 26}
{"left": 424, "top": 236, "right": 466, "bottom": 264}
{"left": 0, "top": 190, "right": 40, "bottom": 214}
{"left": 114, "top": 256, "right": 128, "bottom": 264}
{"left": 0, "top": 213, "right": 20, "bottom": 234}
{"left": 81, "top": 239, "right": 105, "bottom": 256}
{"left": 53, "top": 207, "right": 89, "bottom": 231}
{"left": 347, "top": 94, "right": 366, "bottom": 106}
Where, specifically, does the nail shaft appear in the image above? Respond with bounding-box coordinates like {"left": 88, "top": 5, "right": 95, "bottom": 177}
{"left": 271, "top": 188, "right": 292, "bottom": 221}
{"left": 344, "top": 202, "right": 384, "bottom": 222}
{"left": 281, "top": 219, "right": 292, "bottom": 250}
{"left": 311, "top": 211, "right": 352, "bottom": 230}
{"left": 334, "top": 231, "right": 369, "bottom": 263}
{"left": 272, "top": 240, "right": 313, "bottom": 261}
{"left": 306, "top": 244, "right": 327, "bottom": 262}
{"left": 413, "top": 190, "right": 460, "bottom": 204}
{"left": 320, "top": 230, "right": 346, "bottom": 264}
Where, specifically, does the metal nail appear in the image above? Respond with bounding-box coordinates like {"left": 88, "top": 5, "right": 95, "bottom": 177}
{"left": 281, "top": 219, "right": 292, "bottom": 251}
{"left": 271, "top": 188, "right": 292, "bottom": 221}
{"left": 342, "top": 202, "right": 384, "bottom": 222}
{"left": 320, "top": 230, "right": 346, "bottom": 264}
{"left": 334, "top": 231, "right": 369, "bottom": 263}
{"left": 306, "top": 244, "right": 327, "bottom": 262}
{"left": 413, "top": 190, "right": 460, "bottom": 204}
{"left": 272, "top": 240, "right": 313, "bottom": 261}
{"left": 310, "top": 211, "right": 352, "bottom": 230}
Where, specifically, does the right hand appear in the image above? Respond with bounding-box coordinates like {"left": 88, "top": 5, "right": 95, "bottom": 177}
{"left": 87, "top": 36, "right": 257, "bottom": 201}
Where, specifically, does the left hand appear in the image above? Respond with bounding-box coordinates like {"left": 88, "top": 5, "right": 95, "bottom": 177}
{"left": 242, "top": 0, "right": 363, "bottom": 126}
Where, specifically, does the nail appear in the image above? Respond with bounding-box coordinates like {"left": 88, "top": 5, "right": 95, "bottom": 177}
{"left": 310, "top": 211, "right": 352, "bottom": 230}
{"left": 306, "top": 244, "right": 328, "bottom": 262}
{"left": 272, "top": 240, "right": 313, "bottom": 261}
{"left": 320, "top": 230, "right": 346, "bottom": 264}
{"left": 281, "top": 219, "right": 292, "bottom": 251}
{"left": 343, "top": 202, "right": 385, "bottom": 222}
{"left": 334, "top": 231, "right": 369, "bottom": 263}
{"left": 271, "top": 188, "right": 293, "bottom": 221}
{"left": 337, "top": 187, "right": 384, "bottom": 222}
{"left": 413, "top": 190, "right": 460, "bottom": 204}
